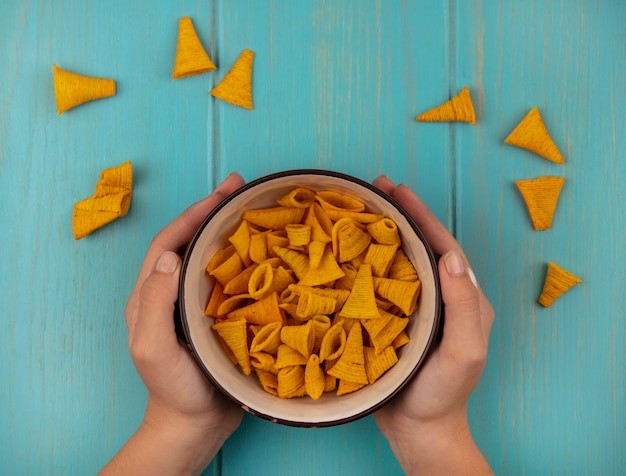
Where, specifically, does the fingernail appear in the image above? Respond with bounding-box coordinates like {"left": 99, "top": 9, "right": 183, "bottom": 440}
{"left": 443, "top": 249, "right": 466, "bottom": 277}
{"left": 222, "top": 171, "right": 242, "bottom": 183}
{"left": 467, "top": 267, "right": 479, "bottom": 288}
{"left": 155, "top": 251, "right": 178, "bottom": 274}
{"left": 211, "top": 189, "right": 225, "bottom": 198}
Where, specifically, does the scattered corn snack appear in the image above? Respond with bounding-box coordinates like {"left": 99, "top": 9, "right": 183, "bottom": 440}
{"left": 210, "top": 49, "right": 255, "bottom": 109}
{"left": 515, "top": 176, "right": 565, "bottom": 231}
{"left": 205, "top": 187, "right": 422, "bottom": 399}
{"left": 72, "top": 161, "right": 132, "bottom": 239}
{"left": 172, "top": 16, "right": 216, "bottom": 79}
{"left": 538, "top": 262, "right": 582, "bottom": 307}
{"left": 53, "top": 64, "right": 116, "bottom": 115}
{"left": 505, "top": 107, "right": 564, "bottom": 164}
{"left": 416, "top": 86, "right": 476, "bottom": 125}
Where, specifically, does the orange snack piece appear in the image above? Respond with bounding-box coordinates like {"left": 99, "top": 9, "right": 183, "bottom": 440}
{"left": 327, "top": 322, "right": 368, "bottom": 385}
{"left": 277, "top": 188, "right": 317, "bottom": 208}
{"left": 304, "top": 354, "right": 325, "bottom": 400}
{"left": 211, "top": 318, "right": 251, "bottom": 375}
{"left": 249, "top": 322, "right": 283, "bottom": 355}
{"left": 339, "top": 264, "right": 380, "bottom": 319}
{"left": 53, "top": 64, "right": 116, "bottom": 115}
{"left": 204, "top": 281, "right": 227, "bottom": 317}
{"left": 515, "top": 176, "right": 565, "bottom": 231}
{"left": 172, "top": 17, "right": 216, "bottom": 79}
{"left": 364, "top": 346, "right": 399, "bottom": 384}
{"left": 373, "top": 277, "right": 421, "bottom": 315}
{"left": 416, "top": 86, "right": 476, "bottom": 125}
{"left": 336, "top": 379, "right": 366, "bottom": 396}
{"left": 72, "top": 161, "right": 132, "bottom": 239}
{"left": 243, "top": 207, "right": 305, "bottom": 230}
{"left": 277, "top": 365, "right": 306, "bottom": 398}
{"left": 318, "top": 321, "right": 347, "bottom": 362}
{"left": 505, "top": 107, "right": 564, "bottom": 164}
{"left": 226, "top": 292, "right": 286, "bottom": 326}
{"left": 255, "top": 369, "right": 279, "bottom": 396}
{"left": 538, "top": 262, "right": 582, "bottom": 307}
{"left": 332, "top": 218, "right": 372, "bottom": 263}
{"left": 317, "top": 191, "right": 366, "bottom": 214}
{"left": 210, "top": 49, "right": 255, "bottom": 109}
{"left": 299, "top": 245, "right": 345, "bottom": 286}
{"left": 281, "top": 320, "right": 315, "bottom": 358}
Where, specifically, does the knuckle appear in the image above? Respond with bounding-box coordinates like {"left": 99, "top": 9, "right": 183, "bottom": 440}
{"left": 481, "top": 299, "right": 496, "bottom": 334}
{"left": 485, "top": 302, "right": 496, "bottom": 322}
{"left": 454, "top": 287, "right": 481, "bottom": 314}
{"left": 129, "top": 335, "right": 153, "bottom": 367}
{"left": 446, "top": 343, "right": 488, "bottom": 372}
{"left": 148, "top": 232, "right": 166, "bottom": 251}
{"left": 140, "top": 276, "right": 169, "bottom": 304}
{"left": 124, "top": 300, "right": 136, "bottom": 322}
{"left": 466, "top": 344, "right": 488, "bottom": 370}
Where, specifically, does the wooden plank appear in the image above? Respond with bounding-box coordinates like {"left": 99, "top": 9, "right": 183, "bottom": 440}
{"left": 4, "top": 1, "right": 622, "bottom": 475}
{"left": 454, "top": 1, "right": 626, "bottom": 474}
{"left": 213, "top": 1, "right": 451, "bottom": 475}
{"left": 211, "top": 0, "right": 453, "bottom": 223}
{"left": 0, "top": 1, "right": 218, "bottom": 473}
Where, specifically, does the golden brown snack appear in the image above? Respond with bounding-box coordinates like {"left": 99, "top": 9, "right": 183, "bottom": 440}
{"left": 505, "top": 107, "right": 564, "bottom": 164}
{"left": 538, "top": 262, "right": 582, "bottom": 307}
{"left": 515, "top": 176, "right": 565, "bottom": 231}
{"left": 416, "top": 86, "right": 476, "bottom": 125}
{"left": 171, "top": 17, "right": 216, "bottom": 79}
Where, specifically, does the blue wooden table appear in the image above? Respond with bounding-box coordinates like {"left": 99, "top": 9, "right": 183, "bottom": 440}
{"left": 1, "top": 1, "right": 624, "bottom": 474}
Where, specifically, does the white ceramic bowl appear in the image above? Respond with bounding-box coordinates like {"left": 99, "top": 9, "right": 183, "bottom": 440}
{"left": 178, "top": 170, "right": 442, "bottom": 427}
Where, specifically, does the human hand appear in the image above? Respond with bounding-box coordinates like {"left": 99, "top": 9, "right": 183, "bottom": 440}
{"left": 372, "top": 176, "right": 494, "bottom": 475}
{"left": 101, "top": 173, "right": 246, "bottom": 475}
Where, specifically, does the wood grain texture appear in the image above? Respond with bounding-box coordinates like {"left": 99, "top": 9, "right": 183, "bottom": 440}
{"left": 0, "top": 0, "right": 218, "bottom": 473}
{"left": 1, "top": 1, "right": 624, "bottom": 475}
{"left": 455, "top": 1, "right": 626, "bottom": 474}
{"left": 213, "top": 2, "right": 450, "bottom": 474}
{"left": 212, "top": 0, "right": 453, "bottom": 223}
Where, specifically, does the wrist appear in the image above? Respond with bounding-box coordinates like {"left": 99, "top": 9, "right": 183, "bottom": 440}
{"left": 382, "top": 412, "right": 492, "bottom": 475}
{"left": 385, "top": 416, "right": 468, "bottom": 471}
{"left": 99, "top": 403, "right": 233, "bottom": 476}
{"left": 140, "top": 400, "right": 234, "bottom": 473}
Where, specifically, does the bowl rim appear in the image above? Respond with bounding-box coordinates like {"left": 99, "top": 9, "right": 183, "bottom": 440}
{"left": 178, "top": 169, "right": 442, "bottom": 427}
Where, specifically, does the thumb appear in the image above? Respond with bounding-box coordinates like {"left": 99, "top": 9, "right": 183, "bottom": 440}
{"left": 438, "top": 250, "right": 486, "bottom": 364}
{"left": 131, "top": 251, "right": 182, "bottom": 353}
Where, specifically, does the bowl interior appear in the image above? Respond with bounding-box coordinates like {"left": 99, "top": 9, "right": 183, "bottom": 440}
{"left": 180, "top": 171, "right": 440, "bottom": 426}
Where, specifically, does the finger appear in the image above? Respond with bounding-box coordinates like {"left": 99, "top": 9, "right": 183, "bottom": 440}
{"left": 372, "top": 175, "right": 396, "bottom": 196}
{"left": 146, "top": 172, "right": 245, "bottom": 260}
{"left": 215, "top": 171, "right": 246, "bottom": 195}
{"left": 130, "top": 251, "right": 181, "bottom": 352}
{"left": 389, "top": 183, "right": 495, "bottom": 343}
{"left": 438, "top": 250, "right": 487, "bottom": 370}
{"left": 478, "top": 290, "right": 496, "bottom": 343}
{"left": 392, "top": 184, "right": 464, "bottom": 259}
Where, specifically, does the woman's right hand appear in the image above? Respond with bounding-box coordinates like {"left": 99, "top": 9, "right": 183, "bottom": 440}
{"left": 372, "top": 176, "right": 495, "bottom": 475}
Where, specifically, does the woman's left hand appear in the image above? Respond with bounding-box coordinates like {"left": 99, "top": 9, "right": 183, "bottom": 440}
{"left": 101, "top": 173, "right": 246, "bottom": 475}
